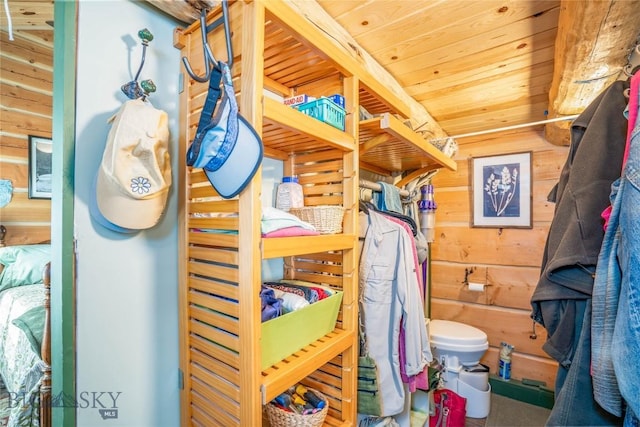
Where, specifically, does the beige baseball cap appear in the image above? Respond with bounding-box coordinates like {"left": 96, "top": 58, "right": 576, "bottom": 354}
{"left": 96, "top": 99, "right": 171, "bottom": 230}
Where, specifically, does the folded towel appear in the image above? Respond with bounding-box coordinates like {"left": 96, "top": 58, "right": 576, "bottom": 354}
{"left": 262, "top": 226, "right": 320, "bottom": 238}
{"left": 261, "top": 206, "right": 317, "bottom": 234}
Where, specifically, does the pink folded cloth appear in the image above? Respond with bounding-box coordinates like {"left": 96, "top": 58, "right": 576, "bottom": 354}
{"left": 262, "top": 226, "right": 320, "bottom": 238}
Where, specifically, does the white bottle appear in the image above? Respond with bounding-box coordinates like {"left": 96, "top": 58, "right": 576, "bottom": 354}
{"left": 276, "top": 176, "right": 304, "bottom": 211}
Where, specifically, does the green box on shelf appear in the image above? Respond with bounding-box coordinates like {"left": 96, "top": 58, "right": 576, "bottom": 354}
{"left": 261, "top": 289, "right": 343, "bottom": 370}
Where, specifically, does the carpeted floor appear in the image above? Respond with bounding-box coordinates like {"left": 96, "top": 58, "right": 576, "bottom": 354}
{"left": 465, "top": 393, "right": 551, "bottom": 427}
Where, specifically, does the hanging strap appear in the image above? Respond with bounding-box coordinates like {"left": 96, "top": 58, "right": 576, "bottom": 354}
{"left": 196, "top": 65, "right": 223, "bottom": 135}
{"left": 358, "top": 222, "right": 371, "bottom": 357}
{"left": 622, "top": 71, "right": 640, "bottom": 170}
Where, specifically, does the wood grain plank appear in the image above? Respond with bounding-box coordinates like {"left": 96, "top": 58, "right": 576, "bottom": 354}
{"left": 0, "top": 108, "right": 52, "bottom": 137}
{"left": 394, "top": 27, "right": 558, "bottom": 87}
{"left": 0, "top": 56, "right": 53, "bottom": 92}
{"left": 437, "top": 100, "right": 553, "bottom": 137}
{"left": 431, "top": 299, "right": 548, "bottom": 358}
{"left": 431, "top": 261, "right": 542, "bottom": 311}
{"left": 0, "top": 30, "right": 53, "bottom": 69}
{"left": 1, "top": 83, "right": 53, "bottom": 116}
{"left": 0, "top": 161, "right": 28, "bottom": 188}
{"left": 0, "top": 192, "right": 51, "bottom": 222}
{"left": 481, "top": 347, "right": 557, "bottom": 386}
{"left": 0, "top": 2, "right": 54, "bottom": 31}
{"left": 545, "top": 0, "right": 640, "bottom": 145}
{"left": 0, "top": 133, "right": 29, "bottom": 150}
{"left": 405, "top": 45, "right": 556, "bottom": 99}
{"left": 386, "top": 9, "right": 558, "bottom": 85}
{"left": 0, "top": 225, "right": 50, "bottom": 245}
{"left": 431, "top": 225, "right": 547, "bottom": 267}
{"left": 11, "top": 29, "right": 54, "bottom": 48}
{"left": 409, "top": 61, "right": 556, "bottom": 114}
{"left": 435, "top": 178, "right": 558, "bottom": 224}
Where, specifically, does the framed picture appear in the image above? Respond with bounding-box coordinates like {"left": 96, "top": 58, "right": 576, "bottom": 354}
{"left": 470, "top": 151, "right": 532, "bottom": 228}
{"left": 28, "top": 135, "right": 53, "bottom": 199}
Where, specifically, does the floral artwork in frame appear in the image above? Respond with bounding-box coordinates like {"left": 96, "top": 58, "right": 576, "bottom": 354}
{"left": 28, "top": 135, "right": 53, "bottom": 199}
{"left": 471, "top": 151, "right": 532, "bottom": 228}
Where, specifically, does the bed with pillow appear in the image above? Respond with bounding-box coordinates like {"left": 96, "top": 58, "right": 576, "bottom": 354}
{"left": 0, "top": 241, "right": 51, "bottom": 427}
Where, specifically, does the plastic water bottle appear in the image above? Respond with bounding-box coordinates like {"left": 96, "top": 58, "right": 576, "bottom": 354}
{"left": 499, "top": 342, "right": 514, "bottom": 381}
{"left": 276, "top": 176, "right": 303, "bottom": 212}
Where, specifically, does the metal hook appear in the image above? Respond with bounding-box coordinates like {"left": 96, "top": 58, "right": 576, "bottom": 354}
{"left": 182, "top": 8, "right": 218, "bottom": 83}
{"left": 219, "top": 0, "right": 234, "bottom": 70}
{"left": 182, "top": 1, "right": 235, "bottom": 83}
{"left": 121, "top": 28, "right": 155, "bottom": 100}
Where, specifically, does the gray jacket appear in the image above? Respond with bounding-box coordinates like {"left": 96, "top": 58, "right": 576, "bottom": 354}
{"left": 531, "top": 80, "right": 629, "bottom": 364}
{"left": 359, "top": 210, "right": 431, "bottom": 416}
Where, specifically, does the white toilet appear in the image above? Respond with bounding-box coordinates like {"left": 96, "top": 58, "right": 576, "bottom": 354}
{"left": 429, "top": 319, "right": 489, "bottom": 369}
{"left": 428, "top": 319, "right": 491, "bottom": 418}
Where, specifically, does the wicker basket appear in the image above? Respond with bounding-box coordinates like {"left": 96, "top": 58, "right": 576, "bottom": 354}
{"left": 264, "top": 389, "right": 328, "bottom": 427}
{"left": 290, "top": 206, "right": 344, "bottom": 234}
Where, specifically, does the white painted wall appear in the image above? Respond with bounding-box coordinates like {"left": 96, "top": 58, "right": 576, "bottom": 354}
{"left": 74, "top": 3, "right": 286, "bottom": 425}
{"left": 75, "top": 1, "right": 180, "bottom": 425}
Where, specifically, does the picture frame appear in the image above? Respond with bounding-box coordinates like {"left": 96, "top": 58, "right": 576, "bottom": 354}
{"left": 470, "top": 151, "right": 532, "bottom": 228}
{"left": 28, "top": 135, "right": 53, "bottom": 199}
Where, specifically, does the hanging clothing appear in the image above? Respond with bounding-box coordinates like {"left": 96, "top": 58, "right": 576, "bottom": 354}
{"left": 531, "top": 79, "right": 629, "bottom": 350}
{"left": 530, "top": 80, "right": 629, "bottom": 426}
{"left": 602, "top": 74, "right": 640, "bottom": 230}
{"left": 592, "top": 71, "right": 640, "bottom": 424}
{"left": 372, "top": 182, "right": 403, "bottom": 214}
{"left": 383, "top": 215, "right": 430, "bottom": 392}
{"left": 359, "top": 210, "right": 432, "bottom": 416}
{"left": 543, "top": 298, "right": 620, "bottom": 426}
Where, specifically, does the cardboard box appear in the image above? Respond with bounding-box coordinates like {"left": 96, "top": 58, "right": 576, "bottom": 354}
{"left": 261, "top": 288, "right": 343, "bottom": 370}
{"left": 284, "top": 94, "right": 314, "bottom": 107}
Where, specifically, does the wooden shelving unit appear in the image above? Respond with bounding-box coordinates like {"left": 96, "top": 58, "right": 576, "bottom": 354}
{"left": 177, "top": 2, "right": 359, "bottom": 425}
{"left": 359, "top": 113, "right": 457, "bottom": 175}
{"left": 176, "top": 2, "right": 459, "bottom": 426}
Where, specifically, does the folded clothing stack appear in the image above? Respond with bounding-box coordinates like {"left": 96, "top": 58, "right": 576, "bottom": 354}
{"left": 261, "top": 206, "right": 319, "bottom": 237}
{"left": 260, "top": 279, "right": 335, "bottom": 322}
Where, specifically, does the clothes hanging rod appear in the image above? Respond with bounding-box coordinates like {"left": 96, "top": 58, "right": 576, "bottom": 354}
{"left": 431, "top": 114, "right": 580, "bottom": 141}
{"left": 359, "top": 179, "right": 410, "bottom": 197}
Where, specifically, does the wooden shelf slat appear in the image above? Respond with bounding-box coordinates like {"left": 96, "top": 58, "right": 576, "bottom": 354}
{"left": 263, "top": 97, "right": 355, "bottom": 153}
{"left": 359, "top": 113, "right": 457, "bottom": 173}
{"left": 260, "top": 329, "right": 354, "bottom": 404}
{"left": 262, "top": 234, "right": 355, "bottom": 259}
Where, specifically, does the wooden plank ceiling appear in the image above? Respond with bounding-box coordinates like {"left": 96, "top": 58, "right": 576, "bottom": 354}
{"left": 4, "top": 0, "right": 640, "bottom": 146}
{"left": 317, "top": 0, "right": 640, "bottom": 145}
{"left": 144, "top": 0, "right": 640, "bottom": 146}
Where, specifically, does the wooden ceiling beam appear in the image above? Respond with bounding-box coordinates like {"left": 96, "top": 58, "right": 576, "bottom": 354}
{"left": 545, "top": 0, "right": 640, "bottom": 146}
{"left": 145, "top": 0, "right": 448, "bottom": 140}
{"left": 145, "top": 0, "right": 221, "bottom": 24}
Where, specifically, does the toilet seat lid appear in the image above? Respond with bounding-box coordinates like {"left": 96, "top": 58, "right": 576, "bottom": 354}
{"left": 429, "top": 320, "right": 488, "bottom": 347}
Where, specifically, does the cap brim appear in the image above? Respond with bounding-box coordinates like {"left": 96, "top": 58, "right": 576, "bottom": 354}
{"left": 89, "top": 174, "right": 138, "bottom": 234}
{"left": 96, "top": 167, "right": 169, "bottom": 230}
{"left": 203, "top": 115, "right": 263, "bottom": 199}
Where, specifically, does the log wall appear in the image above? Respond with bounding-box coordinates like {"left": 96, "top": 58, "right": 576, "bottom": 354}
{"left": 0, "top": 29, "right": 53, "bottom": 245}
{"left": 430, "top": 128, "right": 568, "bottom": 387}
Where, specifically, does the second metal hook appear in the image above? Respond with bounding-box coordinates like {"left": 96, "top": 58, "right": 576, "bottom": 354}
{"left": 121, "top": 28, "right": 156, "bottom": 100}
{"left": 182, "top": 1, "right": 234, "bottom": 83}
{"left": 182, "top": 8, "right": 218, "bottom": 83}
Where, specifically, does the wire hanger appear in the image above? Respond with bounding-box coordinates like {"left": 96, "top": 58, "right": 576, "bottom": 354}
{"left": 182, "top": 0, "right": 234, "bottom": 83}
{"left": 121, "top": 28, "right": 157, "bottom": 101}
{"left": 623, "top": 43, "right": 640, "bottom": 77}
